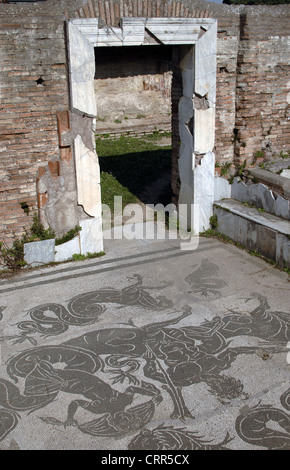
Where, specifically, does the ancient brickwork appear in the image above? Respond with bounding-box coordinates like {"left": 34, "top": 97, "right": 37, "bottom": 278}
{"left": 214, "top": 12, "right": 240, "bottom": 164}
{"left": 234, "top": 11, "right": 290, "bottom": 164}
{"left": 73, "top": 0, "right": 213, "bottom": 25}
{"left": 0, "top": 0, "right": 289, "bottom": 243}
{"left": 0, "top": 4, "right": 69, "bottom": 243}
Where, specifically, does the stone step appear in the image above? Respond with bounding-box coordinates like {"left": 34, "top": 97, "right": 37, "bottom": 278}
{"left": 213, "top": 198, "right": 290, "bottom": 268}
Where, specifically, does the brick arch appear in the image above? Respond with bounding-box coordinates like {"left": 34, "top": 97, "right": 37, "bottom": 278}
{"left": 74, "top": 0, "right": 213, "bottom": 26}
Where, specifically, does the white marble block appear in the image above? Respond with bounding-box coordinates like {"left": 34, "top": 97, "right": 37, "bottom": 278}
{"left": 70, "top": 18, "right": 99, "bottom": 45}
{"left": 68, "top": 21, "right": 97, "bottom": 117}
{"left": 146, "top": 18, "right": 200, "bottom": 44}
{"left": 54, "top": 236, "right": 81, "bottom": 262}
{"left": 194, "top": 107, "right": 215, "bottom": 154}
{"left": 194, "top": 21, "right": 217, "bottom": 105}
{"left": 214, "top": 176, "right": 231, "bottom": 201}
{"left": 122, "top": 18, "right": 146, "bottom": 45}
{"left": 24, "top": 239, "right": 55, "bottom": 267}
{"left": 74, "top": 134, "right": 102, "bottom": 219}
{"left": 193, "top": 151, "right": 215, "bottom": 232}
{"left": 79, "top": 217, "right": 104, "bottom": 255}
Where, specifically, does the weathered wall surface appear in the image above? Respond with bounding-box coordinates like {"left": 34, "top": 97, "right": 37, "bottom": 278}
{"left": 233, "top": 10, "right": 290, "bottom": 165}
{"left": 0, "top": 10, "right": 68, "bottom": 242}
{"left": 94, "top": 74, "right": 172, "bottom": 121}
{"left": 0, "top": 0, "right": 289, "bottom": 243}
{"left": 0, "top": 1, "right": 81, "bottom": 243}
{"left": 0, "top": 0, "right": 97, "bottom": 243}
{"left": 94, "top": 45, "right": 173, "bottom": 122}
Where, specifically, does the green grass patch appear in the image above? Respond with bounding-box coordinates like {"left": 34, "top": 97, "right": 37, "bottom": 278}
{"left": 96, "top": 134, "right": 172, "bottom": 212}
{"left": 96, "top": 134, "right": 171, "bottom": 157}
{"left": 55, "top": 225, "right": 82, "bottom": 246}
{"left": 100, "top": 172, "right": 138, "bottom": 209}
{"left": 209, "top": 214, "right": 218, "bottom": 230}
{"left": 143, "top": 129, "right": 172, "bottom": 141}
{"left": 71, "top": 251, "right": 105, "bottom": 261}
{"left": 279, "top": 150, "right": 290, "bottom": 159}
{"left": 200, "top": 229, "right": 233, "bottom": 244}
{"left": 220, "top": 162, "right": 232, "bottom": 176}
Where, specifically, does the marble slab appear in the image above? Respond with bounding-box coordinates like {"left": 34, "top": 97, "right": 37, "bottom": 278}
{"left": 68, "top": 21, "right": 97, "bottom": 117}
{"left": 145, "top": 18, "right": 200, "bottom": 44}
{"left": 24, "top": 239, "right": 55, "bottom": 268}
{"left": 79, "top": 217, "right": 104, "bottom": 255}
{"left": 74, "top": 135, "right": 101, "bottom": 220}
{"left": 54, "top": 236, "right": 81, "bottom": 263}
{"left": 70, "top": 18, "right": 99, "bottom": 45}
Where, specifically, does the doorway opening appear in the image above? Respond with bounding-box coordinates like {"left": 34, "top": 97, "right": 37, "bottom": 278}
{"left": 94, "top": 44, "right": 180, "bottom": 213}
{"left": 68, "top": 17, "right": 217, "bottom": 250}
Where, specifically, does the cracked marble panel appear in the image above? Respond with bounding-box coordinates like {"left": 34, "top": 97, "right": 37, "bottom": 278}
{"left": 74, "top": 134, "right": 102, "bottom": 219}
{"left": 68, "top": 21, "right": 97, "bottom": 116}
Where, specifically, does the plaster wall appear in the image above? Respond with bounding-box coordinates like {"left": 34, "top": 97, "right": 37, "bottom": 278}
{"left": 94, "top": 45, "right": 173, "bottom": 123}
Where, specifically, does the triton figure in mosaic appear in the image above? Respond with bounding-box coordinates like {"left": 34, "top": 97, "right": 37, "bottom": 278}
{"left": 235, "top": 387, "right": 290, "bottom": 450}
{"left": 0, "top": 274, "right": 173, "bottom": 345}
{"left": 185, "top": 258, "right": 227, "bottom": 297}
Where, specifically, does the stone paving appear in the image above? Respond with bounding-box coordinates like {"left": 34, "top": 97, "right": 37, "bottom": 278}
{"left": 0, "top": 234, "right": 289, "bottom": 450}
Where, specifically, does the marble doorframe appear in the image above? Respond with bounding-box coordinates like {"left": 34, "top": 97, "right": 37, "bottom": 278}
{"left": 67, "top": 17, "right": 217, "bottom": 241}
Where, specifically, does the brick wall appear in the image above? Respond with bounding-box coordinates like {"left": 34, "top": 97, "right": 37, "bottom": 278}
{"left": 233, "top": 10, "right": 290, "bottom": 164}
{"left": 0, "top": 4, "right": 69, "bottom": 244}
{"left": 0, "top": 0, "right": 289, "bottom": 244}
{"left": 72, "top": 0, "right": 290, "bottom": 165}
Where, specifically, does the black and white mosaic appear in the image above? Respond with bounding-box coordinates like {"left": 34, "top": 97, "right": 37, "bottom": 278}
{"left": 0, "top": 259, "right": 289, "bottom": 449}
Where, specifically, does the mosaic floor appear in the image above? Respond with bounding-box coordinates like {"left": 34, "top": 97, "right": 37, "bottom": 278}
{"left": 0, "top": 237, "right": 289, "bottom": 450}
